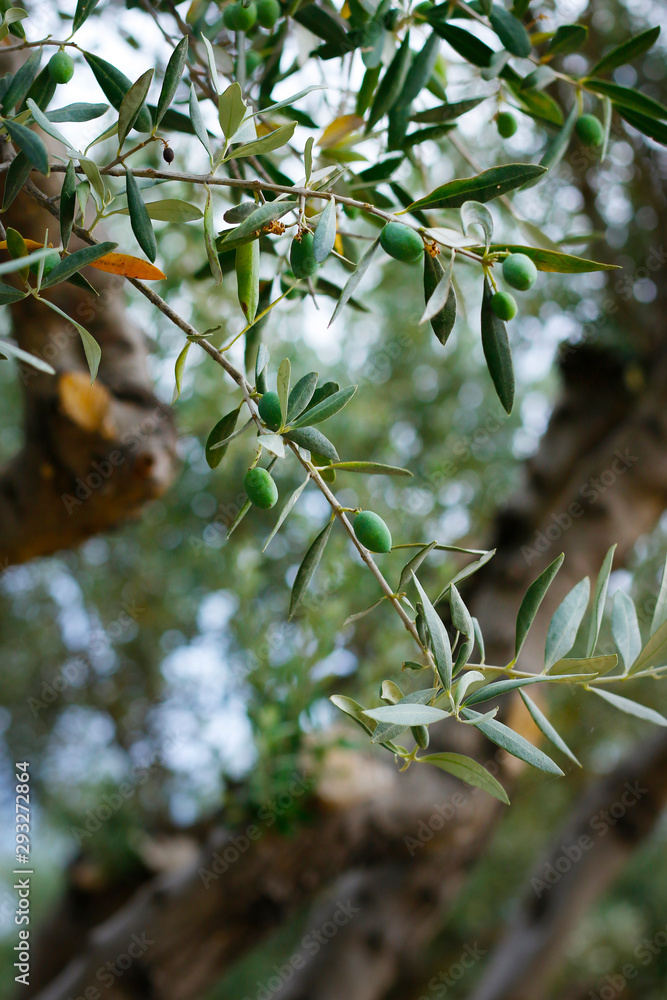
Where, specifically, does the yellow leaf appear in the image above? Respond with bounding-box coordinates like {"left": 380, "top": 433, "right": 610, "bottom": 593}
{"left": 341, "top": 0, "right": 350, "bottom": 15}
{"left": 318, "top": 115, "right": 364, "bottom": 149}
{"left": 88, "top": 253, "right": 166, "bottom": 280}
{"left": 0, "top": 239, "right": 51, "bottom": 250}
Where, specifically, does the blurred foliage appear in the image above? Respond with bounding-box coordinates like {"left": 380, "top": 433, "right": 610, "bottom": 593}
{"left": 0, "top": 0, "right": 666, "bottom": 995}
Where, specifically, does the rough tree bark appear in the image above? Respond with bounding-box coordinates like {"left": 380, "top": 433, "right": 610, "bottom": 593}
{"left": 0, "top": 142, "right": 178, "bottom": 567}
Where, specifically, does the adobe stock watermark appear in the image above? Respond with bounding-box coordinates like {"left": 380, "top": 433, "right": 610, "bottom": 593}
{"left": 70, "top": 731, "right": 184, "bottom": 846}
{"left": 240, "top": 899, "right": 360, "bottom": 1000}
{"left": 587, "top": 920, "right": 667, "bottom": 1000}
{"left": 520, "top": 447, "right": 637, "bottom": 565}
{"left": 198, "top": 771, "right": 314, "bottom": 887}
{"left": 531, "top": 779, "right": 647, "bottom": 898}
{"left": 418, "top": 941, "right": 487, "bottom": 999}
{"left": 28, "top": 597, "right": 145, "bottom": 716}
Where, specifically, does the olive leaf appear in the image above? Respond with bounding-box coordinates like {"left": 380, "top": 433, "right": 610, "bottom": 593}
{"left": 277, "top": 358, "right": 291, "bottom": 424}
{"left": 520, "top": 691, "right": 581, "bottom": 767}
{"left": 84, "top": 52, "right": 152, "bottom": 132}
{"left": 329, "top": 236, "right": 380, "bottom": 327}
{"left": 422, "top": 251, "right": 456, "bottom": 342}
{"left": 412, "top": 573, "right": 452, "bottom": 689}
{"left": 286, "top": 371, "right": 319, "bottom": 423}
{"left": 118, "top": 68, "right": 153, "bottom": 147}
{"left": 544, "top": 577, "right": 590, "bottom": 669}
{"left": 420, "top": 752, "right": 510, "bottom": 803}
{"left": 189, "top": 84, "right": 212, "bottom": 162}
{"left": 40, "top": 298, "right": 101, "bottom": 381}
{"left": 288, "top": 519, "right": 334, "bottom": 619}
{"left": 590, "top": 26, "right": 660, "bottom": 77}
{"left": 219, "top": 82, "right": 247, "bottom": 140}
{"left": 585, "top": 544, "right": 616, "bottom": 656}
{"left": 262, "top": 474, "right": 310, "bottom": 553}
{"left": 515, "top": 554, "right": 564, "bottom": 659}
{"left": 73, "top": 0, "right": 102, "bottom": 31}
{"left": 289, "top": 385, "right": 357, "bottom": 429}
{"left": 284, "top": 427, "right": 339, "bottom": 462}
{"left": 481, "top": 277, "right": 514, "bottom": 414}
{"left": 589, "top": 688, "right": 667, "bottom": 728}
{"left": 125, "top": 168, "right": 157, "bottom": 262}
{"left": 155, "top": 36, "right": 188, "bottom": 129}
{"left": 205, "top": 406, "right": 242, "bottom": 469}
{"left": 3, "top": 118, "right": 49, "bottom": 173}
{"left": 313, "top": 198, "right": 336, "bottom": 263}
{"left": 460, "top": 201, "right": 494, "bottom": 249}
{"left": 461, "top": 708, "right": 564, "bottom": 775}
{"left": 611, "top": 590, "right": 641, "bottom": 672}
{"left": 407, "top": 163, "right": 546, "bottom": 211}
{"left": 204, "top": 186, "right": 222, "bottom": 286}
{"left": 172, "top": 341, "right": 191, "bottom": 403}
{"left": 41, "top": 241, "right": 118, "bottom": 288}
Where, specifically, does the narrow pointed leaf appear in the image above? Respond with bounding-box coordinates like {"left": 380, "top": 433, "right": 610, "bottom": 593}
{"left": 313, "top": 198, "right": 336, "bottom": 263}
{"left": 520, "top": 691, "right": 581, "bottom": 767}
{"left": 0, "top": 337, "right": 54, "bottom": 372}
{"left": 189, "top": 85, "right": 212, "bottom": 161}
{"left": 590, "top": 26, "right": 661, "bottom": 76}
{"left": 364, "top": 703, "right": 448, "bottom": 725}
{"left": 586, "top": 544, "right": 616, "bottom": 655}
{"left": 3, "top": 118, "right": 48, "bottom": 173}
{"left": 420, "top": 752, "right": 510, "bottom": 803}
{"left": 47, "top": 103, "right": 109, "bottom": 123}
{"left": 26, "top": 98, "right": 75, "bottom": 149}
{"left": 277, "top": 358, "right": 291, "bottom": 424}
{"left": 118, "top": 68, "right": 153, "bottom": 147}
{"left": 331, "top": 461, "right": 412, "bottom": 477}
{"left": 262, "top": 474, "right": 310, "bottom": 552}
{"left": 226, "top": 499, "right": 251, "bottom": 538}
{"left": 611, "top": 590, "right": 641, "bottom": 672}
{"left": 83, "top": 52, "right": 152, "bottom": 132}
{"left": 286, "top": 371, "right": 319, "bottom": 423}
{"left": 155, "top": 37, "right": 187, "bottom": 128}
{"left": 219, "top": 82, "right": 247, "bottom": 139}
{"left": 289, "top": 385, "right": 357, "bottom": 428}
{"left": 329, "top": 237, "right": 380, "bottom": 326}
{"left": 226, "top": 122, "right": 297, "bottom": 161}
{"left": 289, "top": 519, "right": 334, "bottom": 619}
{"left": 407, "top": 164, "right": 547, "bottom": 211}
{"left": 544, "top": 577, "right": 590, "bottom": 669}
{"left": 481, "top": 277, "right": 514, "bottom": 414}
{"left": 330, "top": 694, "right": 375, "bottom": 736}
{"left": 651, "top": 556, "right": 667, "bottom": 636}
{"left": 434, "top": 549, "right": 496, "bottom": 604}
{"left": 41, "top": 241, "right": 118, "bottom": 288}
{"left": 464, "top": 676, "right": 543, "bottom": 706}
{"left": 125, "top": 168, "right": 157, "bottom": 262}
{"left": 413, "top": 572, "right": 452, "bottom": 689}
{"left": 589, "top": 687, "right": 667, "bottom": 727}
{"left": 398, "top": 541, "right": 437, "bottom": 593}
{"left": 461, "top": 708, "right": 564, "bottom": 775}
{"left": 204, "top": 187, "right": 222, "bottom": 286}
{"left": 41, "top": 298, "right": 101, "bottom": 381}
{"left": 583, "top": 78, "right": 667, "bottom": 120}
{"left": 515, "top": 554, "right": 564, "bottom": 659}
{"left": 206, "top": 406, "right": 241, "bottom": 469}
{"left": 626, "top": 617, "right": 667, "bottom": 677}
{"left": 172, "top": 341, "right": 191, "bottom": 403}
{"left": 73, "top": 0, "right": 101, "bottom": 31}
{"left": 420, "top": 251, "right": 454, "bottom": 326}
{"left": 488, "top": 6, "right": 531, "bottom": 57}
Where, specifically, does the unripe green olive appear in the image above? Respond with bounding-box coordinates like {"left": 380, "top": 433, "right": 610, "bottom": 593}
{"left": 353, "top": 510, "right": 392, "bottom": 553}
{"left": 496, "top": 111, "right": 517, "bottom": 138}
{"left": 223, "top": 2, "right": 257, "bottom": 31}
{"left": 29, "top": 249, "right": 60, "bottom": 277}
{"left": 244, "top": 467, "right": 278, "bottom": 508}
{"left": 256, "top": 0, "right": 281, "bottom": 28}
{"left": 258, "top": 390, "right": 282, "bottom": 430}
{"left": 491, "top": 290, "right": 517, "bottom": 321}
{"left": 502, "top": 252, "right": 537, "bottom": 291}
{"left": 576, "top": 113, "right": 605, "bottom": 148}
{"left": 380, "top": 222, "right": 424, "bottom": 264}
{"left": 290, "top": 231, "right": 319, "bottom": 280}
{"left": 48, "top": 51, "right": 74, "bottom": 84}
